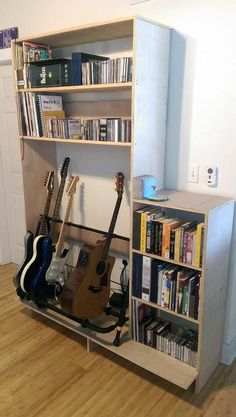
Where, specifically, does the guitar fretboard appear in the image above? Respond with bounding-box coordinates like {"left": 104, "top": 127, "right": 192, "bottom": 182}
{"left": 101, "top": 196, "right": 122, "bottom": 261}
{"left": 49, "top": 176, "right": 67, "bottom": 244}
{"left": 38, "top": 191, "right": 53, "bottom": 236}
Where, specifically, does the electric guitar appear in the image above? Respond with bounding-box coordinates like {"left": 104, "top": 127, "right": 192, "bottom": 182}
{"left": 20, "top": 158, "right": 70, "bottom": 296}
{"left": 14, "top": 171, "right": 54, "bottom": 289}
{"left": 45, "top": 175, "right": 79, "bottom": 287}
{"left": 60, "top": 172, "right": 125, "bottom": 319}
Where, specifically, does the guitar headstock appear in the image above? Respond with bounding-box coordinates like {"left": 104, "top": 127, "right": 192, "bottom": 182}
{"left": 44, "top": 171, "right": 54, "bottom": 193}
{"left": 60, "top": 157, "right": 70, "bottom": 178}
{"left": 115, "top": 172, "right": 125, "bottom": 197}
{"left": 66, "top": 175, "right": 80, "bottom": 196}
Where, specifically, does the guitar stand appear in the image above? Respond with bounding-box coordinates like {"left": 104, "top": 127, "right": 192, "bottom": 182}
{"left": 16, "top": 281, "right": 129, "bottom": 346}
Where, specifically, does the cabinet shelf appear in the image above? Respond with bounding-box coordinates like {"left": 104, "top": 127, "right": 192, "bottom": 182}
{"left": 132, "top": 249, "right": 202, "bottom": 272}
{"left": 19, "top": 298, "right": 198, "bottom": 390}
{"left": 16, "top": 82, "right": 132, "bottom": 94}
{"left": 132, "top": 296, "right": 199, "bottom": 324}
{"left": 21, "top": 136, "right": 132, "bottom": 146}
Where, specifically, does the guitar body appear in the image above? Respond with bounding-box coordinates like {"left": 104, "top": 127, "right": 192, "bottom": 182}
{"left": 61, "top": 243, "right": 115, "bottom": 319}
{"left": 13, "top": 231, "right": 34, "bottom": 288}
{"left": 30, "top": 237, "right": 54, "bottom": 299}
{"left": 20, "top": 235, "right": 49, "bottom": 294}
{"left": 45, "top": 249, "right": 69, "bottom": 286}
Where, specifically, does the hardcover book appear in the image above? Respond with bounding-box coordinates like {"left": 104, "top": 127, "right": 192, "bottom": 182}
{"left": 30, "top": 58, "right": 72, "bottom": 87}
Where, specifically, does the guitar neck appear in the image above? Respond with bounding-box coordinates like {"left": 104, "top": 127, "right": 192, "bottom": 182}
{"left": 55, "top": 196, "right": 73, "bottom": 257}
{"left": 101, "top": 196, "right": 122, "bottom": 260}
{"left": 49, "top": 176, "right": 66, "bottom": 243}
{"left": 38, "top": 191, "right": 53, "bottom": 236}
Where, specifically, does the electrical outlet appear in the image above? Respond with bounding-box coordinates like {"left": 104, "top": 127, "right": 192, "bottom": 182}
{"left": 188, "top": 165, "right": 199, "bottom": 183}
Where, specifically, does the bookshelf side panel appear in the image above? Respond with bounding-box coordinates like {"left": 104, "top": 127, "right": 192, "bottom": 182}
{"left": 132, "top": 20, "right": 170, "bottom": 190}
{"left": 22, "top": 141, "right": 58, "bottom": 233}
{"left": 196, "top": 201, "right": 234, "bottom": 392}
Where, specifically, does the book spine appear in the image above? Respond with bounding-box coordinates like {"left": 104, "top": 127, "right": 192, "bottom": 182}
{"left": 132, "top": 211, "right": 141, "bottom": 250}
{"left": 162, "top": 223, "right": 171, "bottom": 259}
{"left": 132, "top": 254, "right": 143, "bottom": 298}
{"left": 140, "top": 212, "right": 147, "bottom": 252}
{"left": 169, "top": 230, "right": 175, "bottom": 260}
{"left": 142, "top": 256, "right": 151, "bottom": 301}
{"left": 195, "top": 223, "right": 203, "bottom": 267}
{"left": 150, "top": 260, "right": 158, "bottom": 303}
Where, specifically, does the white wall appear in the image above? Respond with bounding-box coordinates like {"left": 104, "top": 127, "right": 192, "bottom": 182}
{"left": 1, "top": 0, "right": 236, "bottom": 363}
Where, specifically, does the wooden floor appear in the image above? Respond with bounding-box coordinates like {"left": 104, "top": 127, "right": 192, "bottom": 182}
{"left": 0, "top": 264, "right": 236, "bottom": 417}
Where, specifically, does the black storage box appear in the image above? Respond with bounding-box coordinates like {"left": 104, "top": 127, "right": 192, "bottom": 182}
{"left": 30, "top": 58, "right": 72, "bottom": 87}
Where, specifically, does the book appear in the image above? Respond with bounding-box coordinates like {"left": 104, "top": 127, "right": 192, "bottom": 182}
{"left": 36, "top": 94, "right": 64, "bottom": 136}
{"left": 67, "top": 119, "right": 82, "bottom": 139}
{"left": 132, "top": 206, "right": 149, "bottom": 250}
{"left": 132, "top": 253, "right": 143, "bottom": 298}
{"left": 72, "top": 52, "right": 109, "bottom": 85}
{"left": 142, "top": 256, "right": 151, "bottom": 301}
{"left": 162, "top": 219, "right": 182, "bottom": 259}
{"left": 195, "top": 223, "right": 204, "bottom": 267}
{"left": 30, "top": 58, "right": 72, "bottom": 87}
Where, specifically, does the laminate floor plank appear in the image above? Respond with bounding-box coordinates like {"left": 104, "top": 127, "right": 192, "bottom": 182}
{"left": 0, "top": 264, "right": 235, "bottom": 417}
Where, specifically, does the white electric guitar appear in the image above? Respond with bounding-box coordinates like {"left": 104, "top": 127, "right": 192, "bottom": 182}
{"left": 45, "top": 175, "right": 79, "bottom": 286}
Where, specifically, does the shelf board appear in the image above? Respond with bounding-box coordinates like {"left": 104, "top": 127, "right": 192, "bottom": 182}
{"left": 21, "top": 136, "right": 131, "bottom": 146}
{"left": 15, "top": 17, "right": 135, "bottom": 47}
{"left": 132, "top": 249, "right": 202, "bottom": 272}
{"left": 19, "top": 298, "right": 198, "bottom": 390}
{"left": 17, "top": 82, "right": 132, "bottom": 94}
{"left": 132, "top": 296, "right": 199, "bottom": 325}
{"left": 133, "top": 190, "right": 233, "bottom": 213}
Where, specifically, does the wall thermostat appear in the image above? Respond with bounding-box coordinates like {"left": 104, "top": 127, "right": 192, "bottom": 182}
{"left": 206, "top": 166, "right": 217, "bottom": 186}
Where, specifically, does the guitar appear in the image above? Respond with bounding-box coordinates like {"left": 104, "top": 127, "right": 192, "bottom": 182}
{"left": 45, "top": 175, "right": 79, "bottom": 287}
{"left": 14, "top": 171, "right": 54, "bottom": 289}
{"left": 60, "top": 172, "right": 125, "bottom": 319}
{"left": 20, "top": 158, "right": 70, "bottom": 296}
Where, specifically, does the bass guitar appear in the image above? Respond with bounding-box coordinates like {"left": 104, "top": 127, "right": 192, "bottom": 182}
{"left": 45, "top": 175, "right": 79, "bottom": 287}
{"left": 20, "top": 158, "right": 70, "bottom": 296}
{"left": 60, "top": 172, "right": 125, "bottom": 319}
{"left": 14, "top": 171, "right": 54, "bottom": 289}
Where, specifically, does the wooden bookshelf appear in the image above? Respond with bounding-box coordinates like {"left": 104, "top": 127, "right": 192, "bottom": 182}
{"left": 12, "top": 17, "right": 234, "bottom": 394}
{"left": 132, "top": 191, "right": 234, "bottom": 393}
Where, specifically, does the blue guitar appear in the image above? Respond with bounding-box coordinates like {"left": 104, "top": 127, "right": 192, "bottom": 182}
{"left": 20, "top": 158, "right": 70, "bottom": 298}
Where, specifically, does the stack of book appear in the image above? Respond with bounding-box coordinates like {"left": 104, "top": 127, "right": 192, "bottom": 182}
{"left": 132, "top": 301, "right": 198, "bottom": 367}
{"left": 83, "top": 118, "right": 131, "bottom": 142}
{"left": 133, "top": 254, "right": 200, "bottom": 319}
{"left": 81, "top": 57, "right": 132, "bottom": 84}
{"left": 133, "top": 206, "right": 204, "bottom": 268}
{"left": 15, "top": 42, "right": 52, "bottom": 88}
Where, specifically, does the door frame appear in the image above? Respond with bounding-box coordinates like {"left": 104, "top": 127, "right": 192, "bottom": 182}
{"left": 0, "top": 50, "right": 12, "bottom": 264}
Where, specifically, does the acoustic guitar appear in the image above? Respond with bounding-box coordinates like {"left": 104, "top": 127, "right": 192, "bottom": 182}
{"left": 60, "top": 172, "right": 125, "bottom": 319}
{"left": 45, "top": 175, "right": 79, "bottom": 287}
{"left": 20, "top": 158, "right": 70, "bottom": 296}
{"left": 14, "top": 171, "right": 54, "bottom": 289}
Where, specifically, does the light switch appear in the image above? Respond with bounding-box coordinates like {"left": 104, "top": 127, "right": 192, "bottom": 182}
{"left": 188, "top": 165, "right": 199, "bottom": 183}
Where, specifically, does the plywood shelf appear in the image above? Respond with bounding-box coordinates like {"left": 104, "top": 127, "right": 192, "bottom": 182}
{"left": 19, "top": 298, "right": 198, "bottom": 390}
{"left": 21, "top": 136, "right": 132, "bottom": 146}
{"left": 17, "top": 82, "right": 132, "bottom": 94}
{"left": 133, "top": 190, "right": 233, "bottom": 214}
{"left": 132, "top": 296, "right": 199, "bottom": 324}
{"left": 132, "top": 249, "right": 202, "bottom": 272}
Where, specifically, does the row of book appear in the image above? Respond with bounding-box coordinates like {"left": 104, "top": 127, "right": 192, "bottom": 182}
{"left": 133, "top": 254, "right": 200, "bottom": 319}
{"left": 83, "top": 118, "right": 131, "bottom": 142}
{"left": 43, "top": 117, "right": 131, "bottom": 141}
{"left": 19, "top": 92, "right": 131, "bottom": 142}
{"left": 15, "top": 42, "right": 132, "bottom": 88}
{"left": 132, "top": 301, "right": 198, "bottom": 367}
{"left": 81, "top": 57, "right": 132, "bottom": 85}
{"left": 133, "top": 206, "right": 204, "bottom": 267}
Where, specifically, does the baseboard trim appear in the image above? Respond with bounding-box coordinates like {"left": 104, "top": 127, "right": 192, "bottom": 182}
{"left": 221, "top": 335, "right": 236, "bottom": 365}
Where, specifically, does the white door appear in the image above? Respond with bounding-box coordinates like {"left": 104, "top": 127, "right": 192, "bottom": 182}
{"left": 0, "top": 63, "right": 26, "bottom": 264}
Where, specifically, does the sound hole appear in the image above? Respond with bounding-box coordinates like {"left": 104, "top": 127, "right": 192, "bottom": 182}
{"left": 96, "top": 261, "right": 106, "bottom": 276}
